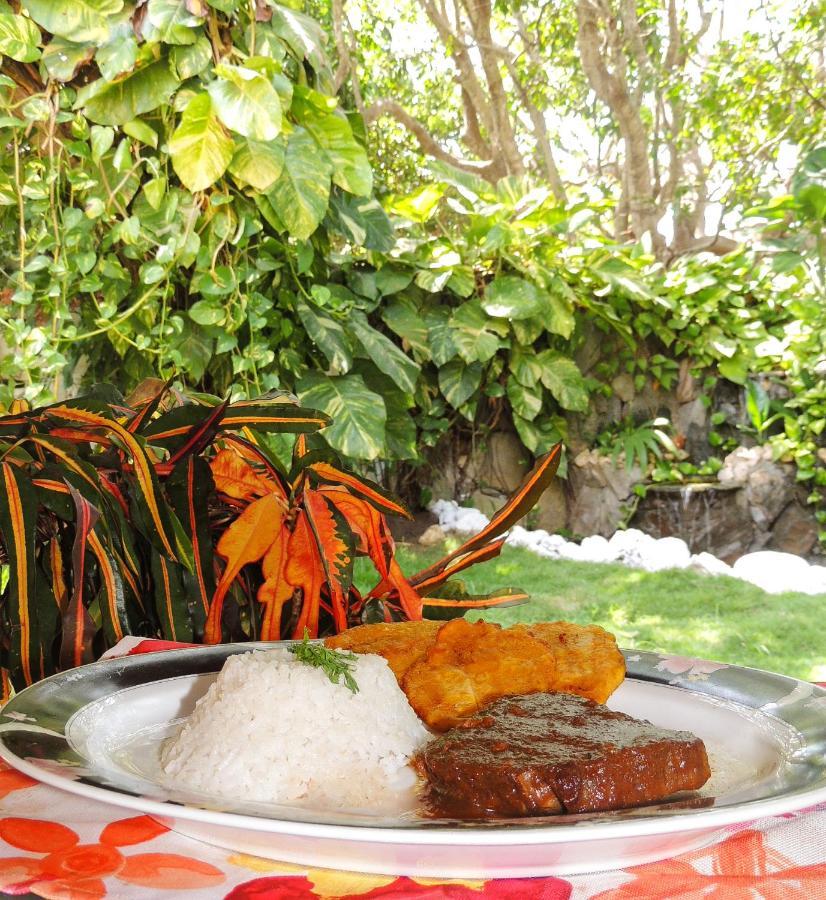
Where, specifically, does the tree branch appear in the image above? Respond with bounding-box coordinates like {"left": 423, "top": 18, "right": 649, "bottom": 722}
{"left": 364, "top": 99, "right": 503, "bottom": 180}
{"left": 500, "top": 54, "right": 567, "bottom": 201}
{"left": 417, "top": 0, "right": 495, "bottom": 138}
{"left": 460, "top": 0, "right": 524, "bottom": 176}
{"left": 331, "top": 0, "right": 350, "bottom": 94}
{"left": 575, "top": 0, "right": 661, "bottom": 247}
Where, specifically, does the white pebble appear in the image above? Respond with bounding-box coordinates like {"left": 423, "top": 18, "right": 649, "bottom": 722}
{"left": 690, "top": 552, "right": 733, "bottom": 577}
{"left": 732, "top": 551, "right": 812, "bottom": 594}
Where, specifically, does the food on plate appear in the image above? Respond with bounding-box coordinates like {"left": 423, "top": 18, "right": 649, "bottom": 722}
{"left": 325, "top": 619, "right": 443, "bottom": 681}
{"left": 160, "top": 647, "right": 428, "bottom": 807}
{"left": 162, "top": 620, "right": 708, "bottom": 820}
{"left": 326, "top": 618, "right": 625, "bottom": 729}
{"left": 402, "top": 619, "right": 558, "bottom": 731}
{"left": 517, "top": 621, "right": 626, "bottom": 704}
{"left": 413, "top": 691, "right": 712, "bottom": 818}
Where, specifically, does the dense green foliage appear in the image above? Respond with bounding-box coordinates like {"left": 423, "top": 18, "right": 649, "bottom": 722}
{"left": 0, "top": 0, "right": 395, "bottom": 416}
{"left": 0, "top": 0, "right": 823, "bottom": 516}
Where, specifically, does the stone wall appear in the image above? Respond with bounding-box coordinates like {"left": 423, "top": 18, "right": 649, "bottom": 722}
{"left": 429, "top": 431, "right": 819, "bottom": 562}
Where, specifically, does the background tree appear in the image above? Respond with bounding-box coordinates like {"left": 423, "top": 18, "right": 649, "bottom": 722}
{"left": 328, "top": 0, "right": 825, "bottom": 256}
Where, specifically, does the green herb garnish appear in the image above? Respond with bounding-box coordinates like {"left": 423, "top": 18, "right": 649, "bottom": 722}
{"left": 288, "top": 629, "right": 360, "bottom": 694}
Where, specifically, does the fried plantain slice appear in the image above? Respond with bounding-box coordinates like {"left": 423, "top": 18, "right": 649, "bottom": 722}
{"left": 401, "top": 618, "right": 557, "bottom": 731}
{"left": 324, "top": 620, "right": 443, "bottom": 682}
{"left": 518, "top": 621, "right": 625, "bottom": 704}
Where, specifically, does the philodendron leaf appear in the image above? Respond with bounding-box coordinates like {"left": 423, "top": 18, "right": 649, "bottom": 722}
{"left": 507, "top": 376, "right": 542, "bottom": 421}
{"left": 296, "top": 300, "right": 353, "bottom": 375}
{"left": 542, "top": 288, "right": 576, "bottom": 339}
{"left": 482, "top": 275, "right": 544, "bottom": 320}
{"left": 0, "top": 12, "right": 41, "bottom": 62}
{"left": 42, "top": 38, "right": 94, "bottom": 80}
{"left": 23, "top": 0, "right": 123, "bottom": 44}
{"left": 348, "top": 311, "right": 420, "bottom": 394}
{"left": 267, "top": 127, "right": 332, "bottom": 240}
{"left": 304, "top": 112, "right": 372, "bottom": 196}
{"left": 169, "top": 92, "right": 234, "bottom": 192}
{"left": 145, "top": 0, "right": 205, "bottom": 45}
{"left": 327, "top": 193, "right": 394, "bottom": 251}
{"left": 439, "top": 359, "right": 482, "bottom": 409}
{"left": 537, "top": 350, "right": 589, "bottom": 411}
{"left": 208, "top": 64, "right": 282, "bottom": 142}
{"left": 95, "top": 33, "right": 138, "bottom": 80}
{"left": 449, "top": 299, "right": 507, "bottom": 363}
{"left": 229, "top": 137, "right": 285, "bottom": 191}
{"left": 77, "top": 57, "right": 180, "bottom": 125}
{"left": 298, "top": 372, "right": 386, "bottom": 460}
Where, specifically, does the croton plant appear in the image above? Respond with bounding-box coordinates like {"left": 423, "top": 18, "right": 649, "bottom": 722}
{"left": 0, "top": 382, "right": 561, "bottom": 694}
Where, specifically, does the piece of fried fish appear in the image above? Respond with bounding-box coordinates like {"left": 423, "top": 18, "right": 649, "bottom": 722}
{"left": 326, "top": 618, "right": 625, "bottom": 730}
{"left": 325, "top": 619, "right": 443, "bottom": 681}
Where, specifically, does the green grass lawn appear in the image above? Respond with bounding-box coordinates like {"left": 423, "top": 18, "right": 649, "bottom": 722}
{"left": 355, "top": 540, "right": 826, "bottom": 682}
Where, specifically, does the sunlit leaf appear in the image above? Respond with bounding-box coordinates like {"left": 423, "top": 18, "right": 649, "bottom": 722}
{"left": 297, "top": 373, "right": 385, "bottom": 460}
{"left": 169, "top": 92, "right": 234, "bottom": 192}
{"left": 267, "top": 127, "right": 332, "bottom": 240}
{"left": 208, "top": 64, "right": 282, "bottom": 141}
{"left": 23, "top": 0, "right": 123, "bottom": 43}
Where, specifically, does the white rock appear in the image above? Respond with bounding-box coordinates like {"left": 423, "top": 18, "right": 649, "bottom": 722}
{"left": 732, "top": 550, "right": 812, "bottom": 594}
{"left": 431, "top": 499, "right": 825, "bottom": 595}
{"left": 578, "top": 534, "right": 615, "bottom": 564}
{"left": 690, "top": 552, "right": 733, "bottom": 577}
{"left": 794, "top": 564, "right": 826, "bottom": 596}
{"left": 556, "top": 541, "right": 587, "bottom": 562}
{"left": 640, "top": 536, "right": 691, "bottom": 572}
{"left": 608, "top": 528, "right": 654, "bottom": 567}
{"left": 430, "top": 499, "right": 490, "bottom": 535}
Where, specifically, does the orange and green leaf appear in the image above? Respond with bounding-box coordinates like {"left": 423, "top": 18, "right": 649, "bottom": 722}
{"left": 286, "top": 514, "right": 326, "bottom": 638}
{"left": 210, "top": 448, "right": 277, "bottom": 501}
{"left": 409, "top": 443, "right": 562, "bottom": 588}
{"left": 257, "top": 526, "right": 293, "bottom": 641}
{"left": 165, "top": 398, "right": 229, "bottom": 467}
{"left": 308, "top": 462, "right": 411, "bottom": 519}
{"left": 59, "top": 485, "right": 99, "bottom": 672}
{"left": 0, "top": 464, "right": 38, "bottom": 687}
{"left": 412, "top": 539, "right": 507, "bottom": 596}
{"left": 175, "top": 457, "right": 216, "bottom": 629}
{"left": 88, "top": 530, "right": 125, "bottom": 645}
{"left": 151, "top": 553, "right": 192, "bottom": 642}
{"left": 46, "top": 406, "right": 180, "bottom": 561}
{"left": 322, "top": 488, "right": 393, "bottom": 580}
{"left": 303, "top": 490, "right": 354, "bottom": 632}
{"left": 422, "top": 588, "right": 529, "bottom": 610}
{"left": 204, "top": 493, "right": 285, "bottom": 643}
{"left": 219, "top": 403, "right": 330, "bottom": 434}
{"left": 22, "top": 435, "right": 101, "bottom": 494}
{"left": 126, "top": 380, "right": 171, "bottom": 434}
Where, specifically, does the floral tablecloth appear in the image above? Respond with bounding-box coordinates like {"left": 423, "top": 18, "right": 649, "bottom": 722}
{"left": 1, "top": 639, "right": 826, "bottom": 900}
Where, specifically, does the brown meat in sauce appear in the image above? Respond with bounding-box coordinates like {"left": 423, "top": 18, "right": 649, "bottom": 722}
{"left": 413, "top": 692, "right": 711, "bottom": 818}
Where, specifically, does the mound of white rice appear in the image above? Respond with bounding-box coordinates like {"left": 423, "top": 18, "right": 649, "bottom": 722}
{"left": 160, "top": 649, "right": 429, "bottom": 807}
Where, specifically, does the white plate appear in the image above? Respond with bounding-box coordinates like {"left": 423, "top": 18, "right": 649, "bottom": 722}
{"left": 1, "top": 643, "right": 825, "bottom": 878}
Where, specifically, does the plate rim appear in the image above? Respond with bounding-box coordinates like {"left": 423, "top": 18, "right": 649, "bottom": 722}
{"left": 1, "top": 642, "right": 826, "bottom": 848}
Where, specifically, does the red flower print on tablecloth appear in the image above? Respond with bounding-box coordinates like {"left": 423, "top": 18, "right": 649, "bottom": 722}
{"left": 592, "top": 827, "right": 826, "bottom": 899}
{"left": 226, "top": 874, "right": 572, "bottom": 900}
{"left": 0, "top": 814, "right": 225, "bottom": 899}
{"left": 225, "top": 876, "right": 318, "bottom": 898}
{"left": 0, "top": 760, "right": 37, "bottom": 798}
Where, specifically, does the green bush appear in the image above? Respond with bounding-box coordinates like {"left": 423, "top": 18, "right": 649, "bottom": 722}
{"left": 0, "top": 0, "right": 394, "bottom": 425}
{"left": 0, "top": 2, "right": 822, "bottom": 498}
